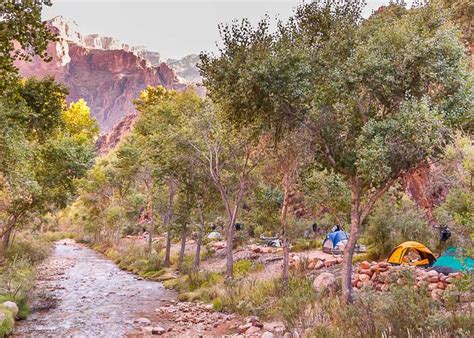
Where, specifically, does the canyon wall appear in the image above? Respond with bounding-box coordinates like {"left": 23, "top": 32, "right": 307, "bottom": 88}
{"left": 15, "top": 16, "right": 193, "bottom": 133}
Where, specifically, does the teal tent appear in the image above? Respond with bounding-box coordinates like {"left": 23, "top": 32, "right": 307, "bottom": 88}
{"left": 432, "top": 247, "right": 474, "bottom": 273}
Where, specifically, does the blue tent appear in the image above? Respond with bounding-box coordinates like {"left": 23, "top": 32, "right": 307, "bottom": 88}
{"left": 432, "top": 247, "right": 474, "bottom": 273}
{"left": 322, "top": 231, "right": 349, "bottom": 253}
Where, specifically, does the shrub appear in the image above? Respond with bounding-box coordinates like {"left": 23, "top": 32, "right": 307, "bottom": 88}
{"left": 291, "top": 239, "right": 322, "bottom": 252}
{"left": 39, "top": 231, "right": 76, "bottom": 243}
{"left": 221, "top": 275, "right": 317, "bottom": 327}
{"left": 312, "top": 284, "right": 473, "bottom": 337}
{"left": 276, "top": 277, "right": 318, "bottom": 331}
{"left": 221, "top": 278, "right": 279, "bottom": 318}
{"left": 5, "top": 234, "right": 51, "bottom": 264}
{"left": 233, "top": 259, "right": 264, "bottom": 278}
{"left": 0, "top": 308, "right": 14, "bottom": 336}
{"left": 0, "top": 258, "right": 35, "bottom": 322}
{"left": 363, "top": 196, "right": 435, "bottom": 260}
{"left": 106, "top": 243, "right": 164, "bottom": 278}
{"left": 212, "top": 297, "right": 223, "bottom": 311}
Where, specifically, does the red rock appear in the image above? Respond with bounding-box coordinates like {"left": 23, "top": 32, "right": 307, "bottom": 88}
{"left": 359, "top": 269, "right": 373, "bottom": 277}
{"left": 324, "top": 258, "right": 338, "bottom": 267}
{"left": 428, "top": 283, "right": 438, "bottom": 291}
{"left": 15, "top": 16, "right": 189, "bottom": 143}
{"left": 437, "top": 282, "right": 446, "bottom": 290}
{"left": 431, "top": 289, "right": 444, "bottom": 300}
{"left": 245, "top": 326, "right": 261, "bottom": 335}
{"left": 360, "top": 261, "right": 371, "bottom": 270}
{"left": 403, "top": 164, "right": 449, "bottom": 220}
{"left": 314, "top": 260, "right": 324, "bottom": 270}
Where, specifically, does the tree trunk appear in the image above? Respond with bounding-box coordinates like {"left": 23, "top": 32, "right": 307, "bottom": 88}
{"left": 341, "top": 182, "right": 361, "bottom": 304}
{"left": 115, "top": 226, "right": 121, "bottom": 246}
{"left": 225, "top": 186, "right": 245, "bottom": 278}
{"left": 164, "top": 229, "right": 172, "bottom": 267}
{"left": 1, "top": 226, "right": 12, "bottom": 260}
{"left": 194, "top": 207, "right": 205, "bottom": 269}
{"left": 281, "top": 179, "right": 290, "bottom": 289}
{"left": 148, "top": 200, "right": 154, "bottom": 253}
{"left": 178, "top": 226, "right": 187, "bottom": 270}
{"left": 163, "top": 181, "right": 176, "bottom": 267}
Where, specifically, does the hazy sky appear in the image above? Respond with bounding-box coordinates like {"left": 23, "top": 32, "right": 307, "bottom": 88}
{"left": 42, "top": 0, "right": 397, "bottom": 60}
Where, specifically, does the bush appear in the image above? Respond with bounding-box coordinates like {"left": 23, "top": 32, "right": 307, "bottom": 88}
{"left": 0, "top": 258, "right": 35, "bottom": 322}
{"left": 310, "top": 285, "right": 473, "bottom": 337}
{"left": 5, "top": 234, "right": 51, "bottom": 264}
{"left": 39, "top": 231, "right": 76, "bottom": 243}
{"left": 0, "top": 308, "right": 14, "bottom": 336}
{"left": 104, "top": 243, "right": 164, "bottom": 278}
{"left": 233, "top": 259, "right": 264, "bottom": 278}
{"left": 168, "top": 270, "right": 224, "bottom": 303}
{"left": 291, "top": 239, "right": 322, "bottom": 252}
{"left": 363, "top": 196, "right": 435, "bottom": 260}
{"left": 221, "top": 275, "right": 317, "bottom": 327}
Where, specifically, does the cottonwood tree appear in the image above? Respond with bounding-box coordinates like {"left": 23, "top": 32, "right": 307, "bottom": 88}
{"left": 181, "top": 100, "right": 269, "bottom": 278}
{"left": 200, "top": 0, "right": 473, "bottom": 302}
{"left": 263, "top": 129, "right": 311, "bottom": 287}
{"left": 133, "top": 86, "right": 204, "bottom": 267}
{"left": 1, "top": 81, "right": 98, "bottom": 258}
{"left": 0, "top": 0, "right": 55, "bottom": 93}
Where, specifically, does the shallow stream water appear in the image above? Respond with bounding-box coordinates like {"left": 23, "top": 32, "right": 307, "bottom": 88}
{"left": 13, "top": 243, "right": 175, "bottom": 337}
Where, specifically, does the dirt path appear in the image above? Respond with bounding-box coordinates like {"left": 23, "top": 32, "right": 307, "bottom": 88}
{"left": 13, "top": 242, "right": 178, "bottom": 337}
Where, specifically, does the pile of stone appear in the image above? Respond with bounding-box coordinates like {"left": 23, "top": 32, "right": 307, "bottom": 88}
{"left": 153, "top": 301, "right": 235, "bottom": 334}
{"left": 248, "top": 244, "right": 278, "bottom": 255}
{"left": 290, "top": 253, "right": 343, "bottom": 271}
{"left": 210, "top": 241, "right": 226, "bottom": 250}
{"left": 352, "top": 261, "right": 464, "bottom": 300}
{"left": 237, "top": 316, "right": 283, "bottom": 337}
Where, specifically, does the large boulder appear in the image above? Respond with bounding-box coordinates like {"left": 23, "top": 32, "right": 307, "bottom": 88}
{"left": 313, "top": 272, "right": 337, "bottom": 292}
{"left": 1, "top": 301, "right": 18, "bottom": 318}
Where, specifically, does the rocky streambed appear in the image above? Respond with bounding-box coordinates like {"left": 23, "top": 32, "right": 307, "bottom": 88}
{"left": 12, "top": 242, "right": 241, "bottom": 337}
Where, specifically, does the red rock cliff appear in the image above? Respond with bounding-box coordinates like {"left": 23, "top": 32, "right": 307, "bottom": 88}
{"left": 15, "top": 16, "right": 185, "bottom": 132}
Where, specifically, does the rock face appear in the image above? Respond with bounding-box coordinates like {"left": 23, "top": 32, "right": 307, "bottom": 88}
{"left": 15, "top": 16, "right": 186, "bottom": 133}
{"left": 403, "top": 164, "right": 449, "bottom": 221}
{"left": 96, "top": 113, "right": 137, "bottom": 154}
{"left": 166, "top": 54, "right": 202, "bottom": 84}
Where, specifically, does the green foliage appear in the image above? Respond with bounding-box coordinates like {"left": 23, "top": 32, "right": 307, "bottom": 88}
{"left": 0, "top": 0, "right": 55, "bottom": 93}
{"left": 363, "top": 195, "right": 436, "bottom": 260}
{"left": 61, "top": 99, "right": 99, "bottom": 143}
{"left": 434, "top": 134, "right": 474, "bottom": 251}
{"left": 291, "top": 239, "right": 322, "bottom": 252}
{"left": 103, "top": 244, "right": 164, "bottom": 278}
{"left": 5, "top": 233, "right": 51, "bottom": 264}
{"left": 241, "top": 184, "right": 282, "bottom": 238}
{"left": 300, "top": 167, "right": 350, "bottom": 225}
{"left": 0, "top": 307, "right": 14, "bottom": 336}
{"left": 310, "top": 285, "right": 473, "bottom": 337}
{"left": 167, "top": 269, "right": 224, "bottom": 303}
{"left": 221, "top": 276, "right": 316, "bottom": 325}
{"left": 232, "top": 259, "right": 264, "bottom": 278}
